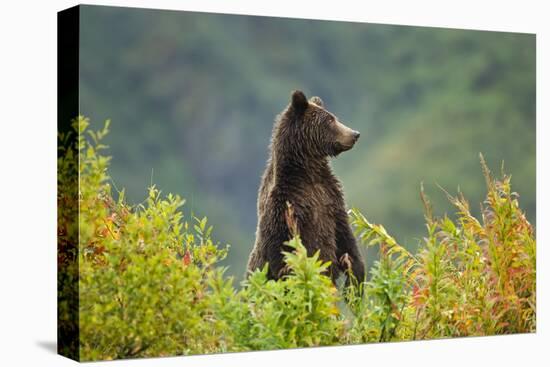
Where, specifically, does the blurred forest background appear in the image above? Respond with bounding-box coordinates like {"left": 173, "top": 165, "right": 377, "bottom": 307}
{"left": 79, "top": 5, "right": 535, "bottom": 280}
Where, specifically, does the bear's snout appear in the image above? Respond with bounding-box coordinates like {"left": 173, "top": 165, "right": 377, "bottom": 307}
{"left": 352, "top": 131, "right": 361, "bottom": 142}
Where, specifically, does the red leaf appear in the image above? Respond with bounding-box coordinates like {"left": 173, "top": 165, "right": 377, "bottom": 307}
{"left": 183, "top": 249, "right": 192, "bottom": 266}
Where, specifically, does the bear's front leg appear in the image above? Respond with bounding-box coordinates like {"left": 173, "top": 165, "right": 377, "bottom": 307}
{"left": 335, "top": 210, "right": 365, "bottom": 285}
{"left": 261, "top": 204, "right": 294, "bottom": 280}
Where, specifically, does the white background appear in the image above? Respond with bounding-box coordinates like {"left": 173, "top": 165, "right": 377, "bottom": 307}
{"left": 0, "top": 0, "right": 547, "bottom": 366}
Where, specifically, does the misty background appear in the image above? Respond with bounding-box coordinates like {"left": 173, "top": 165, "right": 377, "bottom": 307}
{"left": 79, "top": 5, "right": 535, "bottom": 279}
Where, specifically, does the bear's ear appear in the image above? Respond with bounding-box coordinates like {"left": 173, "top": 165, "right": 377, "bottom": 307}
{"left": 290, "top": 90, "right": 308, "bottom": 114}
{"left": 309, "top": 96, "right": 324, "bottom": 108}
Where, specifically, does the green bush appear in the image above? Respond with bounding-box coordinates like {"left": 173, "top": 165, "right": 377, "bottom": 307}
{"left": 347, "top": 156, "right": 536, "bottom": 341}
{"left": 58, "top": 118, "right": 536, "bottom": 361}
{"left": 238, "top": 237, "right": 344, "bottom": 349}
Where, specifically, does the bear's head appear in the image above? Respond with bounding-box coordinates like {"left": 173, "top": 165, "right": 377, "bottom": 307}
{"left": 275, "top": 90, "right": 360, "bottom": 159}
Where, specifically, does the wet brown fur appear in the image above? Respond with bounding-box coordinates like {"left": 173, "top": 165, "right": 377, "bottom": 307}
{"left": 247, "top": 90, "right": 365, "bottom": 284}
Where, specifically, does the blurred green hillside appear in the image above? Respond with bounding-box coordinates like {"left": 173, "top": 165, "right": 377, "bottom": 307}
{"left": 79, "top": 5, "right": 535, "bottom": 279}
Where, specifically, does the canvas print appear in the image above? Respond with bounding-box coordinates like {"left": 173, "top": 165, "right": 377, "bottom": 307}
{"left": 57, "top": 5, "right": 536, "bottom": 362}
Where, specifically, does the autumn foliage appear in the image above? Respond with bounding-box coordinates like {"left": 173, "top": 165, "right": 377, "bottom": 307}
{"left": 58, "top": 118, "right": 536, "bottom": 361}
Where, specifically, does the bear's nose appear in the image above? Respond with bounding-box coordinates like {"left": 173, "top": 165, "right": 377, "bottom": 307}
{"left": 353, "top": 131, "right": 361, "bottom": 141}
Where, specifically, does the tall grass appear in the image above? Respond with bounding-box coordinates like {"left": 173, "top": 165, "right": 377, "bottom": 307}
{"left": 347, "top": 155, "right": 536, "bottom": 341}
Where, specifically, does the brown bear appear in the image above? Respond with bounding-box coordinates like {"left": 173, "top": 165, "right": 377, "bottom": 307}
{"left": 247, "top": 90, "right": 365, "bottom": 285}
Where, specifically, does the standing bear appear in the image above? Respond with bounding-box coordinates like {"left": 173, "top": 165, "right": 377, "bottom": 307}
{"left": 247, "top": 90, "right": 365, "bottom": 285}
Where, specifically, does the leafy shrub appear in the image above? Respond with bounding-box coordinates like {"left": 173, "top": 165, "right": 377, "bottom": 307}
{"left": 68, "top": 117, "right": 234, "bottom": 360}
{"left": 58, "top": 118, "right": 536, "bottom": 361}
{"left": 347, "top": 155, "right": 536, "bottom": 342}
{"left": 57, "top": 119, "right": 81, "bottom": 358}
{"left": 237, "top": 237, "right": 344, "bottom": 349}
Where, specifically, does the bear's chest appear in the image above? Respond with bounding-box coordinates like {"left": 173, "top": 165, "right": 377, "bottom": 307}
{"left": 293, "top": 181, "right": 340, "bottom": 245}
{"left": 305, "top": 182, "right": 337, "bottom": 212}
{"left": 291, "top": 183, "right": 339, "bottom": 262}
